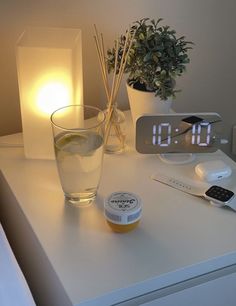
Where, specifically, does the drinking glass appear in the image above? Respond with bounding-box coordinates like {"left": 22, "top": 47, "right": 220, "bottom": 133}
{"left": 51, "top": 105, "right": 106, "bottom": 206}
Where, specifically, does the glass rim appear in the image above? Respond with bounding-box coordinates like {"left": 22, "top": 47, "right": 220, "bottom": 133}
{"left": 50, "top": 104, "right": 106, "bottom": 131}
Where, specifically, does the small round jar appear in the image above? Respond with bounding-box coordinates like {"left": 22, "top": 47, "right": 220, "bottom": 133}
{"left": 104, "top": 191, "right": 142, "bottom": 233}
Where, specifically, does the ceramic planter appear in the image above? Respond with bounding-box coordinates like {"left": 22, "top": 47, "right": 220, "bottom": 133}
{"left": 126, "top": 82, "right": 172, "bottom": 126}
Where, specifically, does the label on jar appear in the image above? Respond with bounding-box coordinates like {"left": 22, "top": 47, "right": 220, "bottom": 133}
{"left": 104, "top": 192, "right": 142, "bottom": 225}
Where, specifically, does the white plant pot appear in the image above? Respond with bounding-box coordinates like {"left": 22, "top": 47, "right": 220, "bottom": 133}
{"left": 126, "top": 82, "right": 172, "bottom": 125}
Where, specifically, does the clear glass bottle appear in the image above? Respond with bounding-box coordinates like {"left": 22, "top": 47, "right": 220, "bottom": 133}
{"left": 104, "top": 105, "right": 126, "bottom": 154}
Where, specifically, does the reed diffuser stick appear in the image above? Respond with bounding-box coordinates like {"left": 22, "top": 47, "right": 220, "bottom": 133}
{"left": 93, "top": 36, "right": 110, "bottom": 101}
{"left": 94, "top": 25, "right": 134, "bottom": 147}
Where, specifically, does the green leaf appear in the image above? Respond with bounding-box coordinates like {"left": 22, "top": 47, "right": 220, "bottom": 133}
{"left": 139, "top": 33, "right": 145, "bottom": 40}
{"left": 105, "top": 17, "right": 193, "bottom": 99}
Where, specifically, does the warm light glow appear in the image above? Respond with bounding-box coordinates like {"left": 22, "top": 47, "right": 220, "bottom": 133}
{"left": 36, "top": 80, "right": 71, "bottom": 115}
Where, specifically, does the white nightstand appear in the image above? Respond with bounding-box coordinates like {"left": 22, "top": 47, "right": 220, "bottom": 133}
{"left": 0, "top": 112, "right": 236, "bottom": 306}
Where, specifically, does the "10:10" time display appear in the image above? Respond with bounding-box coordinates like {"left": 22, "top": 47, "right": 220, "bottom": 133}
{"left": 135, "top": 113, "right": 222, "bottom": 154}
{"left": 152, "top": 121, "right": 212, "bottom": 147}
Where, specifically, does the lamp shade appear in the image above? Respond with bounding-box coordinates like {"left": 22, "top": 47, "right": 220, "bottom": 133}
{"left": 16, "top": 27, "right": 83, "bottom": 159}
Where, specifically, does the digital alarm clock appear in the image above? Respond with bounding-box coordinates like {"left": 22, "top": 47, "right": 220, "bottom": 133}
{"left": 136, "top": 113, "right": 223, "bottom": 154}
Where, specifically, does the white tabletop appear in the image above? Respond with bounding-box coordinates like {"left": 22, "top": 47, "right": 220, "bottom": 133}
{"left": 1, "top": 113, "right": 236, "bottom": 305}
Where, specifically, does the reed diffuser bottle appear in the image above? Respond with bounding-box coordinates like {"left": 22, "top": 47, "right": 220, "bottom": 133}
{"left": 104, "top": 104, "right": 126, "bottom": 154}
{"left": 94, "top": 25, "right": 135, "bottom": 154}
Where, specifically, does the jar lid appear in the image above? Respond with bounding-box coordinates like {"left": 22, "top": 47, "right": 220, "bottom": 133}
{"left": 104, "top": 191, "right": 142, "bottom": 225}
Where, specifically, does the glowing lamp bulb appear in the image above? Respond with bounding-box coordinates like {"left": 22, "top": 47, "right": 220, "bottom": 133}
{"left": 36, "top": 82, "right": 70, "bottom": 115}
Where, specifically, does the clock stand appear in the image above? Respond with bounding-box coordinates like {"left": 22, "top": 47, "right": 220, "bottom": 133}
{"left": 158, "top": 153, "right": 195, "bottom": 164}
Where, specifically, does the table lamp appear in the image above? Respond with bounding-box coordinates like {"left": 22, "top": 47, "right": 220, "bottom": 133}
{"left": 16, "top": 27, "right": 83, "bottom": 159}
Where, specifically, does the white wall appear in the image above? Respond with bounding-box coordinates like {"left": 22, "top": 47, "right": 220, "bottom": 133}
{"left": 0, "top": 0, "right": 235, "bottom": 158}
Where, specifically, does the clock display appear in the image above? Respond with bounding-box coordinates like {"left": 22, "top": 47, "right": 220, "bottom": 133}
{"left": 136, "top": 113, "right": 222, "bottom": 154}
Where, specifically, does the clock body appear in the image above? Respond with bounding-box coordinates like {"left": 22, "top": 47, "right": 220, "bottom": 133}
{"left": 136, "top": 113, "right": 222, "bottom": 154}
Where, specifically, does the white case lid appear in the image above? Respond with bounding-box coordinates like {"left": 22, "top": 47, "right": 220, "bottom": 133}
{"left": 195, "top": 160, "right": 232, "bottom": 182}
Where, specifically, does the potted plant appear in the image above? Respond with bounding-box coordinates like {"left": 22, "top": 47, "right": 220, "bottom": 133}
{"left": 107, "top": 18, "right": 193, "bottom": 123}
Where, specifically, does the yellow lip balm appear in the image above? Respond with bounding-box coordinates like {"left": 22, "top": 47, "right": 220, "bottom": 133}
{"left": 104, "top": 191, "right": 142, "bottom": 233}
